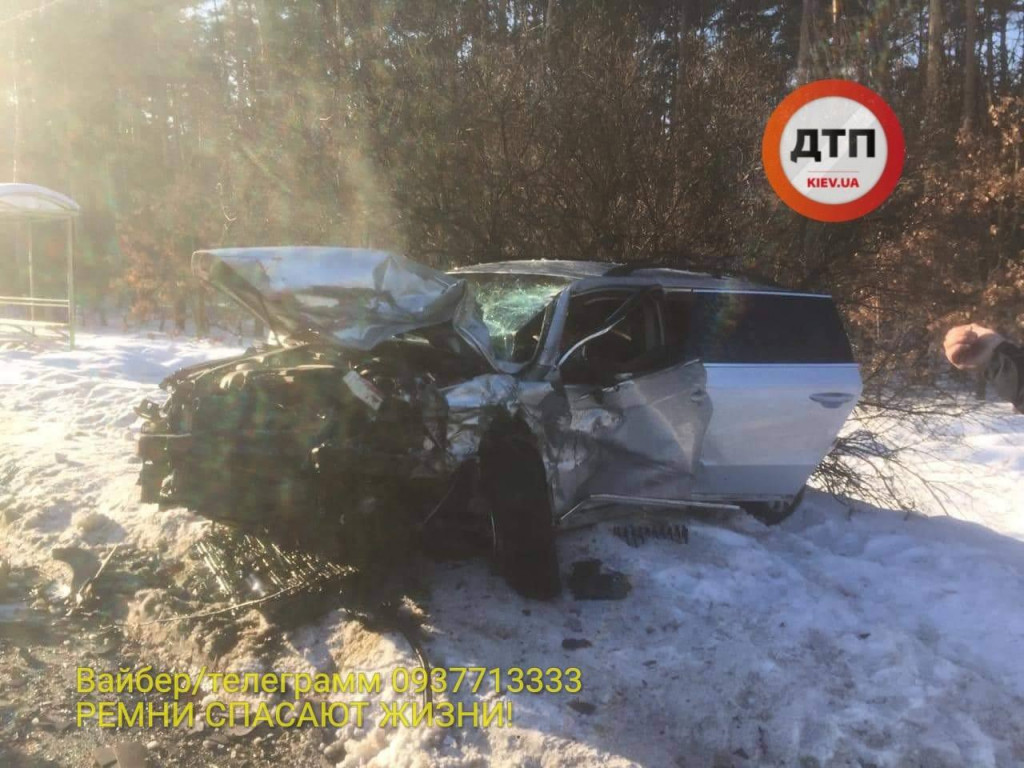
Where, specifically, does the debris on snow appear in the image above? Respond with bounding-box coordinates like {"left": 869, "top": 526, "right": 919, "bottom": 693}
{"left": 567, "top": 558, "right": 632, "bottom": 600}
{"left": 561, "top": 637, "right": 593, "bottom": 650}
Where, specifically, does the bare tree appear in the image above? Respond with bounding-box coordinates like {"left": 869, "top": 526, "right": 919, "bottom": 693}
{"left": 926, "top": 0, "right": 944, "bottom": 114}
{"left": 962, "top": 0, "right": 978, "bottom": 133}
{"left": 797, "top": 0, "right": 816, "bottom": 84}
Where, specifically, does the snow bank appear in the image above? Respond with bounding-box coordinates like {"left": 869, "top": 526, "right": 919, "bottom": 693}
{"left": 2, "top": 332, "right": 1023, "bottom": 767}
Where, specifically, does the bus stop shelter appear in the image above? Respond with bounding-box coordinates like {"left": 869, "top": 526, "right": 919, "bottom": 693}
{"left": 0, "top": 183, "right": 81, "bottom": 348}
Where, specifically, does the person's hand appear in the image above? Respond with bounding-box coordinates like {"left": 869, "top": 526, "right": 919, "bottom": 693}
{"left": 943, "top": 324, "right": 1005, "bottom": 370}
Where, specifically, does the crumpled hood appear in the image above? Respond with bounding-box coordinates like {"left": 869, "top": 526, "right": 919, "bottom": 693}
{"left": 193, "top": 247, "right": 496, "bottom": 364}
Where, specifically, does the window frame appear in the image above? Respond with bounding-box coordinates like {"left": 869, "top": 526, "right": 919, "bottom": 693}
{"left": 667, "top": 288, "right": 855, "bottom": 365}
{"left": 554, "top": 286, "right": 673, "bottom": 383}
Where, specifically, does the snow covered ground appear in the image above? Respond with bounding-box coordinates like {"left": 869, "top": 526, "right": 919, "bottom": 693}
{"left": 2, "top": 330, "right": 1024, "bottom": 767}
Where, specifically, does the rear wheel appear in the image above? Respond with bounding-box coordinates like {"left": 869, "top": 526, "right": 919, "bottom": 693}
{"left": 742, "top": 486, "right": 806, "bottom": 526}
{"left": 478, "top": 418, "right": 560, "bottom": 600}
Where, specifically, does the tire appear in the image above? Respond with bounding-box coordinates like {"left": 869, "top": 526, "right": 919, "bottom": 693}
{"left": 742, "top": 486, "right": 806, "bottom": 526}
{"left": 478, "top": 418, "right": 561, "bottom": 600}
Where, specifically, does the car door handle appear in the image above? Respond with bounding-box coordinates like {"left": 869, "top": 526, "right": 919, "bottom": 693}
{"left": 809, "top": 392, "right": 855, "bottom": 409}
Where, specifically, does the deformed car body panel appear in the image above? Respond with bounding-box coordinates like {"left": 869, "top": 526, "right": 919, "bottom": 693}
{"left": 439, "top": 363, "right": 711, "bottom": 523}
{"left": 193, "top": 248, "right": 497, "bottom": 367}
{"left": 556, "top": 359, "right": 711, "bottom": 514}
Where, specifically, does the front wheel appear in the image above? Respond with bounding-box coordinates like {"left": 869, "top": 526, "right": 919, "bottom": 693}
{"left": 741, "top": 486, "right": 806, "bottom": 526}
{"left": 478, "top": 419, "right": 560, "bottom": 600}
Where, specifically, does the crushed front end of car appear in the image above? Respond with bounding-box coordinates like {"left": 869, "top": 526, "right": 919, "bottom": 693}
{"left": 136, "top": 248, "right": 500, "bottom": 570}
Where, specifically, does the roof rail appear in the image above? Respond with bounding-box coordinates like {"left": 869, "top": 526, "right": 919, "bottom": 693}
{"left": 603, "top": 262, "right": 666, "bottom": 277}
{"left": 603, "top": 262, "right": 727, "bottom": 279}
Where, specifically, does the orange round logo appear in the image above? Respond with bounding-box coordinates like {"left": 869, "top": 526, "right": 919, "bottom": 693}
{"left": 762, "top": 80, "right": 905, "bottom": 222}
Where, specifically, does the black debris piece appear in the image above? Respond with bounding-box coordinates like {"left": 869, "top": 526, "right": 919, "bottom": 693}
{"left": 561, "top": 637, "right": 592, "bottom": 650}
{"left": 567, "top": 559, "right": 631, "bottom": 601}
{"left": 568, "top": 700, "right": 596, "bottom": 715}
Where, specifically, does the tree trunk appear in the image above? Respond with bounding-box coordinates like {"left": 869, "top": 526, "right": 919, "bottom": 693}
{"left": 926, "top": 0, "right": 944, "bottom": 115}
{"left": 984, "top": 0, "right": 995, "bottom": 107}
{"left": 998, "top": 1, "right": 1009, "bottom": 90}
{"left": 673, "top": 3, "right": 689, "bottom": 132}
{"left": 544, "top": 0, "right": 556, "bottom": 48}
{"left": 872, "top": 0, "right": 893, "bottom": 92}
{"left": 797, "top": 0, "right": 815, "bottom": 84}
{"left": 962, "top": 0, "right": 978, "bottom": 133}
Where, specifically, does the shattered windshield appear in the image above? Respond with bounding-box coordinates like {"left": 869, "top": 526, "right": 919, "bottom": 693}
{"left": 458, "top": 273, "right": 571, "bottom": 361}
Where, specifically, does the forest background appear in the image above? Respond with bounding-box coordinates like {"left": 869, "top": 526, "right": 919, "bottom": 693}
{"left": 1, "top": 0, "right": 1022, "bottom": 378}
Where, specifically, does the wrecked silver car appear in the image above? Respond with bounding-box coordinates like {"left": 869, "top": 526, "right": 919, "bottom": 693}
{"left": 136, "top": 248, "right": 862, "bottom": 598}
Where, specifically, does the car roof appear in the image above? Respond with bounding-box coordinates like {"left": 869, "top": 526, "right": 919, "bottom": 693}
{"left": 449, "top": 259, "right": 823, "bottom": 296}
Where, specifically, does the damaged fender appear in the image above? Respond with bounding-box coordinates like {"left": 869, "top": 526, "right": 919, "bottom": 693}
{"left": 441, "top": 359, "right": 712, "bottom": 525}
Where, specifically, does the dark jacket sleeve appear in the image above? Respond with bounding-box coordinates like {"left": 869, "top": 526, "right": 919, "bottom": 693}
{"left": 986, "top": 341, "right": 1024, "bottom": 413}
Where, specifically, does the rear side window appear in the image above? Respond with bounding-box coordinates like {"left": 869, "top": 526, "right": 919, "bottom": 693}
{"left": 666, "top": 292, "right": 854, "bottom": 364}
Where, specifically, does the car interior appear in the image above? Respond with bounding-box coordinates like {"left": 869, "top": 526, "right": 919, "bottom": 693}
{"left": 558, "top": 290, "right": 685, "bottom": 381}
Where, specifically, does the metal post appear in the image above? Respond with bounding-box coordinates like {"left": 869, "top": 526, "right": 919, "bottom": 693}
{"left": 26, "top": 222, "right": 34, "bottom": 333}
{"left": 66, "top": 218, "right": 74, "bottom": 349}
